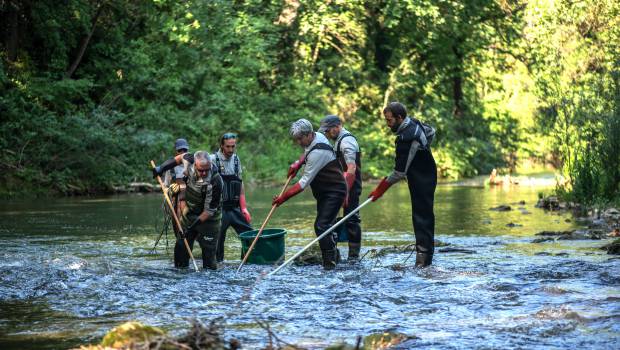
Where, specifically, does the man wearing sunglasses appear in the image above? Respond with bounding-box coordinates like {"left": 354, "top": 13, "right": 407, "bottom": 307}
{"left": 153, "top": 151, "right": 223, "bottom": 270}
{"left": 272, "top": 119, "right": 347, "bottom": 270}
{"left": 318, "top": 115, "right": 363, "bottom": 261}
{"left": 210, "top": 133, "right": 253, "bottom": 263}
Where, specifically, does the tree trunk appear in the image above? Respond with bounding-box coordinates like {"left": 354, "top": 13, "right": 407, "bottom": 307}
{"left": 451, "top": 44, "right": 464, "bottom": 118}
{"left": 65, "top": 3, "right": 104, "bottom": 79}
{"left": 5, "top": 0, "right": 20, "bottom": 62}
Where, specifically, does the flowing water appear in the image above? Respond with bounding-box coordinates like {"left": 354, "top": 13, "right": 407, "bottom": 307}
{"left": 0, "top": 180, "right": 619, "bottom": 349}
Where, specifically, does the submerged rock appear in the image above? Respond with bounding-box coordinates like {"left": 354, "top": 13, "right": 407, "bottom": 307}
{"left": 601, "top": 239, "right": 620, "bottom": 255}
{"left": 536, "top": 196, "right": 560, "bottom": 210}
{"left": 100, "top": 322, "right": 165, "bottom": 348}
{"left": 490, "top": 205, "right": 512, "bottom": 211}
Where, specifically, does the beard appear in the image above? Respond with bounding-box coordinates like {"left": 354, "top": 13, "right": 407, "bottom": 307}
{"left": 390, "top": 122, "right": 401, "bottom": 133}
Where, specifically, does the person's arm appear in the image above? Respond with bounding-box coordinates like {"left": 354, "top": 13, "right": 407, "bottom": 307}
{"left": 341, "top": 137, "right": 359, "bottom": 190}
{"left": 370, "top": 140, "right": 420, "bottom": 201}
{"left": 196, "top": 173, "right": 222, "bottom": 223}
{"left": 386, "top": 140, "right": 420, "bottom": 184}
{"left": 153, "top": 153, "right": 192, "bottom": 178}
{"left": 298, "top": 150, "right": 332, "bottom": 189}
{"left": 239, "top": 183, "right": 251, "bottom": 223}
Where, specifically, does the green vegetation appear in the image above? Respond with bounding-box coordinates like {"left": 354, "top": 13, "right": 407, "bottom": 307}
{"left": 1, "top": 0, "right": 618, "bottom": 205}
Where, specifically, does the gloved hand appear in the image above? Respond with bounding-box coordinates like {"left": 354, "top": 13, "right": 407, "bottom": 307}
{"left": 272, "top": 183, "right": 303, "bottom": 207}
{"left": 287, "top": 153, "right": 306, "bottom": 178}
{"left": 152, "top": 165, "right": 163, "bottom": 179}
{"left": 239, "top": 193, "right": 251, "bottom": 223}
{"left": 169, "top": 183, "right": 181, "bottom": 194}
{"left": 369, "top": 177, "right": 392, "bottom": 202}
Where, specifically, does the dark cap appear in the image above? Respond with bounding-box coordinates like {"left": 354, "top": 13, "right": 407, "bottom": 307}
{"left": 174, "top": 138, "right": 189, "bottom": 151}
{"left": 318, "top": 115, "right": 342, "bottom": 133}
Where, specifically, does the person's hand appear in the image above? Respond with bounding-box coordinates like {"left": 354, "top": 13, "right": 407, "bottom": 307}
{"left": 272, "top": 183, "right": 303, "bottom": 207}
{"left": 287, "top": 154, "right": 306, "bottom": 178}
{"left": 369, "top": 177, "right": 392, "bottom": 202}
{"left": 241, "top": 208, "right": 251, "bottom": 223}
{"left": 152, "top": 166, "right": 162, "bottom": 179}
{"left": 272, "top": 195, "right": 285, "bottom": 207}
{"left": 169, "top": 183, "right": 180, "bottom": 194}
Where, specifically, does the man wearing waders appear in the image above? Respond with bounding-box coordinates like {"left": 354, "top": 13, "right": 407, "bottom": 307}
{"left": 153, "top": 151, "right": 223, "bottom": 269}
{"left": 272, "top": 119, "right": 347, "bottom": 270}
{"left": 369, "top": 102, "right": 437, "bottom": 267}
{"left": 210, "top": 133, "right": 253, "bottom": 263}
{"left": 163, "top": 138, "right": 189, "bottom": 220}
{"left": 318, "top": 115, "right": 363, "bottom": 261}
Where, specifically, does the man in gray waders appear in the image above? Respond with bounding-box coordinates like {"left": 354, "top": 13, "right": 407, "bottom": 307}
{"left": 210, "top": 133, "right": 253, "bottom": 263}
{"left": 369, "top": 102, "right": 437, "bottom": 267}
{"left": 318, "top": 115, "right": 363, "bottom": 261}
{"left": 272, "top": 119, "right": 347, "bottom": 270}
{"left": 153, "top": 151, "right": 223, "bottom": 269}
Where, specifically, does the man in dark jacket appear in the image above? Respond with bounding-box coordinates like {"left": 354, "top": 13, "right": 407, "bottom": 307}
{"left": 272, "top": 119, "right": 347, "bottom": 270}
{"left": 318, "top": 115, "right": 363, "bottom": 261}
{"left": 153, "top": 151, "right": 223, "bottom": 270}
{"left": 369, "top": 102, "right": 437, "bottom": 267}
{"left": 211, "top": 133, "right": 253, "bottom": 263}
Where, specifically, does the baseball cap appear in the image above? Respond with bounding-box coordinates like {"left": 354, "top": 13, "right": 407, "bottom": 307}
{"left": 318, "top": 115, "right": 342, "bottom": 133}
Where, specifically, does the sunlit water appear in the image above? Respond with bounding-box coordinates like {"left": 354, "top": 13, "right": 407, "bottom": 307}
{"left": 0, "top": 180, "right": 618, "bottom": 349}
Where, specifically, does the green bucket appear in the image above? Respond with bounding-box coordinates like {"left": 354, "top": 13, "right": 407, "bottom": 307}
{"left": 239, "top": 228, "right": 287, "bottom": 265}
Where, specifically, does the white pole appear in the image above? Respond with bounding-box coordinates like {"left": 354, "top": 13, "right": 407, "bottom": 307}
{"left": 267, "top": 197, "right": 373, "bottom": 277}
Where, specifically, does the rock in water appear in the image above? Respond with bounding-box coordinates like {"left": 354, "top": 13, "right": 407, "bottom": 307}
{"left": 100, "top": 321, "right": 165, "bottom": 348}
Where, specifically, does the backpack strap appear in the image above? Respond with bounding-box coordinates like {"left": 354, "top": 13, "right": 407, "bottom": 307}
{"left": 335, "top": 133, "right": 356, "bottom": 153}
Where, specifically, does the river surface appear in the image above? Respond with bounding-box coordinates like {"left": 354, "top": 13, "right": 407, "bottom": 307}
{"left": 0, "top": 180, "right": 619, "bottom": 349}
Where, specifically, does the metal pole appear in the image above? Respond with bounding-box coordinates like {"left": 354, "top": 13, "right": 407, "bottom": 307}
{"left": 267, "top": 197, "right": 373, "bottom": 277}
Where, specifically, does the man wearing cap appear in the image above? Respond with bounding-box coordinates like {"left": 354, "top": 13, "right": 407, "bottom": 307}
{"left": 152, "top": 151, "right": 223, "bottom": 269}
{"left": 164, "top": 138, "right": 190, "bottom": 218}
{"left": 368, "top": 101, "right": 437, "bottom": 267}
{"left": 318, "top": 115, "right": 363, "bottom": 261}
{"left": 272, "top": 119, "right": 347, "bottom": 270}
{"left": 210, "top": 133, "right": 253, "bottom": 263}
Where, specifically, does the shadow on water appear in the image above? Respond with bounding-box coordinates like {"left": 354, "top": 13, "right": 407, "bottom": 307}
{"left": 0, "top": 180, "right": 619, "bottom": 349}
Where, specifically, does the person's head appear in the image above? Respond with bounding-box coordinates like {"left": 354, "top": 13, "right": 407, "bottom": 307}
{"left": 318, "top": 115, "right": 342, "bottom": 140}
{"left": 289, "top": 119, "right": 315, "bottom": 147}
{"left": 174, "top": 138, "right": 189, "bottom": 155}
{"left": 383, "top": 102, "right": 408, "bottom": 132}
{"left": 219, "top": 133, "right": 237, "bottom": 158}
{"left": 193, "top": 151, "right": 211, "bottom": 179}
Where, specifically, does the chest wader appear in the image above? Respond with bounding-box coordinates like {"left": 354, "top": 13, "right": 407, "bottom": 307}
{"left": 335, "top": 134, "right": 363, "bottom": 260}
{"left": 175, "top": 166, "right": 221, "bottom": 270}
{"left": 214, "top": 154, "right": 253, "bottom": 262}
{"left": 307, "top": 143, "right": 347, "bottom": 270}
{"left": 395, "top": 122, "right": 437, "bottom": 267}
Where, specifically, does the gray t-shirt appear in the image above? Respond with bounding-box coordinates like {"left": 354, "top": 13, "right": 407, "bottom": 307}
{"left": 334, "top": 127, "right": 359, "bottom": 166}
{"left": 299, "top": 132, "right": 336, "bottom": 189}
{"left": 210, "top": 150, "right": 243, "bottom": 177}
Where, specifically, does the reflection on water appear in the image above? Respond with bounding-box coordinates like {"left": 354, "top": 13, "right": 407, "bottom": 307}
{"left": 0, "top": 181, "right": 618, "bottom": 349}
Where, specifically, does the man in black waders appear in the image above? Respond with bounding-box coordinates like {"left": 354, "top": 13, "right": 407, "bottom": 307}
{"left": 210, "top": 133, "right": 253, "bottom": 263}
{"left": 153, "top": 151, "right": 223, "bottom": 269}
{"left": 369, "top": 102, "right": 437, "bottom": 267}
{"left": 318, "top": 115, "right": 363, "bottom": 261}
{"left": 272, "top": 119, "right": 347, "bottom": 270}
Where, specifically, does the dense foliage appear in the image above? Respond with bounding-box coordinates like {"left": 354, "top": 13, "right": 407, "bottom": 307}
{"left": 1, "top": 0, "right": 618, "bottom": 204}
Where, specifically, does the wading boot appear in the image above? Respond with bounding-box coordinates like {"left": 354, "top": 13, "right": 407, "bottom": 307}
{"left": 348, "top": 243, "right": 361, "bottom": 262}
{"left": 415, "top": 252, "right": 433, "bottom": 268}
{"left": 202, "top": 247, "right": 218, "bottom": 270}
{"left": 321, "top": 249, "right": 338, "bottom": 270}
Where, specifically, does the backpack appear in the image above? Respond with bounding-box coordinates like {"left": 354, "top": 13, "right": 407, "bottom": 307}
{"left": 413, "top": 118, "right": 435, "bottom": 149}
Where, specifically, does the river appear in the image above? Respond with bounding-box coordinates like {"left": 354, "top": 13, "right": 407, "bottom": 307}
{"left": 0, "top": 179, "right": 618, "bottom": 349}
